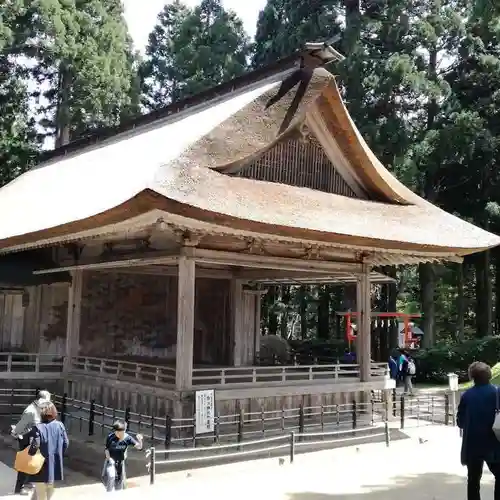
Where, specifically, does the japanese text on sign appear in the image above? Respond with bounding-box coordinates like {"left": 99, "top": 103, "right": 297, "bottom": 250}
{"left": 195, "top": 389, "right": 215, "bottom": 435}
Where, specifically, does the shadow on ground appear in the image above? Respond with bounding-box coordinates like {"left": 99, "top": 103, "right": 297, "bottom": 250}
{"left": 0, "top": 432, "right": 98, "bottom": 489}
{"left": 287, "top": 472, "right": 491, "bottom": 499}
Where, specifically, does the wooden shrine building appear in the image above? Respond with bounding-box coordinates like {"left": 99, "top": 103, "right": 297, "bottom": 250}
{"left": 0, "top": 42, "right": 498, "bottom": 418}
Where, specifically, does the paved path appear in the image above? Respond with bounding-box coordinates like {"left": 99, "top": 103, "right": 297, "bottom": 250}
{"left": 34, "top": 423, "right": 487, "bottom": 500}
{"left": 0, "top": 423, "right": 483, "bottom": 500}
{"left": 0, "top": 461, "right": 16, "bottom": 498}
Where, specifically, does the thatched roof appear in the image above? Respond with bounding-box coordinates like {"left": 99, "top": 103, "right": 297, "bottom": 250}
{"left": 0, "top": 43, "right": 498, "bottom": 261}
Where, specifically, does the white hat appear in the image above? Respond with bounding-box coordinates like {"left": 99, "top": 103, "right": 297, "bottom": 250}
{"left": 35, "top": 390, "right": 51, "bottom": 405}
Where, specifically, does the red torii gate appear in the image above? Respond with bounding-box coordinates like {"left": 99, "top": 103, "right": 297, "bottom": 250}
{"left": 337, "top": 311, "right": 422, "bottom": 348}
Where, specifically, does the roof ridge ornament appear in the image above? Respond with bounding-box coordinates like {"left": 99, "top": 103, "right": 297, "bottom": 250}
{"left": 265, "top": 41, "right": 345, "bottom": 135}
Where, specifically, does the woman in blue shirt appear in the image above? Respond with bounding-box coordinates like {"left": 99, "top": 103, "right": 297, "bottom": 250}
{"left": 27, "top": 403, "right": 69, "bottom": 500}
{"left": 104, "top": 420, "right": 143, "bottom": 492}
{"left": 458, "top": 362, "right": 500, "bottom": 500}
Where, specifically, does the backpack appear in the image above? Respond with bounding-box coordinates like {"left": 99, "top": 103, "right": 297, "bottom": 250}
{"left": 407, "top": 359, "right": 416, "bottom": 376}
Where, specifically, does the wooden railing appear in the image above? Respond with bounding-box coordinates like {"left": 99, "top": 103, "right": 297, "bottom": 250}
{"left": 0, "top": 352, "right": 64, "bottom": 379}
{"left": 0, "top": 352, "right": 388, "bottom": 388}
{"left": 192, "top": 362, "right": 388, "bottom": 387}
{"left": 69, "top": 356, "right": 176, "bottom": 386}
{"left": 371, "top": 362, "right": 390, "bottom": 377}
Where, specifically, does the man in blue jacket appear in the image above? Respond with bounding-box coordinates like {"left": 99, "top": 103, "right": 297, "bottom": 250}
{"left": 457, "top": 361, "right": 500, "bottom": 500}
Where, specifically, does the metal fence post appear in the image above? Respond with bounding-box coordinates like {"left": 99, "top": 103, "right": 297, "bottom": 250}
{"left": 384, "top": 392, "right": 389, "bottom": 422}
{"left": 61, "top": 393, "right": 67, "bottom": 425}
{"left": 214, "top": 411, "right": 220, "bottom": 445}
{"left": 352, "top": 399, "right": 357, "bottom": 429}
{"left": 444, "top": 393, "right": 450, "bottom": 426}
{"left": 150, "top": 414, "right": 155, "bottom": 444}
{"left": 392, "top": 388, "right": 397, "bottom": 417}
{"left": 237, "top": 408, "right": 244, "bottom": 450}
{"left": 10, "top": 388, "right": 14, "bottom": 419}
{"left": 400, "top": 395, "right": 405, "bottom": 429}
{"left": 385, "top": 420, "right": 390, "bottom": 447}
{"left": 149, "top": 447, "right": 156, "bottom": 485}
{"left": 164, "top": 414, "right": 172, "bottom": 459}
{"left": 125, "top": 407, "right": 131, "bottom": 429}
{"left": 298, "top": 404, "right": 305, "bottom": 442}
{"left": 289, "top": 431, "right": 295, "bottom": 464}
{"left": 192, "top": 413, "right": 197, "bottom": 448}
{"left": 89, "top": 399, "right": 95, "bottom": 436}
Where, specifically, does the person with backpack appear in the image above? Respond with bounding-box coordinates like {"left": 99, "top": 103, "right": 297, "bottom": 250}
{"left": 457, "top": 361, "right": 500, "bottom": 500}
{"left": 399, "top": 349, "right": 415, "bottom": 395}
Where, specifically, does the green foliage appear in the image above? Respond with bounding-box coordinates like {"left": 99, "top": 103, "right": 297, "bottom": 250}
{"left": 141, "top": 0, "right": 251, "bottom": 109}
{"left": 252, "top": 0, "right": 342, "bottom": 69}
{"left": 415, "top": 337, "right": 500, "bottom": 383}
{"left": 288, "top": 339, "right": 348, "bottom": 364}
{"left": 0, "top": 57, "right": 39, "bottom": 186}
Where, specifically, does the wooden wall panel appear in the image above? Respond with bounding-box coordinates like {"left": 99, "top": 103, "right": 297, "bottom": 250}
{"left": 194, "top": 278, "right": 230, "bottom": 365}
{"left": 38, "top": 284, "right": 69, "bottom": 355}
{"left": 234, "top": 136, "right": 358, "bottom": 197}
{"left": 0, "top": 292, "right": 24, "bottom": 350}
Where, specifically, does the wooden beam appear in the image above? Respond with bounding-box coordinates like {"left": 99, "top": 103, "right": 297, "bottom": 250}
{"left": 33, "top": 251, "right": 180, "bottom": 274}
{"left": 64, "top": 270, "right": 83, "bottom": 372}
{"left": 91, "top": 266, "right": 232, "bottom": 280}
{"left": 175, "top": 256, "right": 195, "bottom": 390}
{"left": 236, "top": 269, "right": 347, "bottom": 281}
{"left": 182, "top": 247, "right": 362, "bottom": 273}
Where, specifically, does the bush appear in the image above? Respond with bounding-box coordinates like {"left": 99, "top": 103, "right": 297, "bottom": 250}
{"left": 414, "top": 336, "right": 500, "bottom": 383}
{"left": 288, "top": 339, "right": 348, "bottom": 364}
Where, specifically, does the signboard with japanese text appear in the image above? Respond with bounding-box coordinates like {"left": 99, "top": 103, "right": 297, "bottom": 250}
{"left": 195, "top": 389, "right": 215, "bottom": 435}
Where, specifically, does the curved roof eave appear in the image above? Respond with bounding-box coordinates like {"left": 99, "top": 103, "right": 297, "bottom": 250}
{"left": 0, "top": 65, "right": 497, "bottom": 258}
{"left": 0, "top": 180, "right": 496, "bottom": 257}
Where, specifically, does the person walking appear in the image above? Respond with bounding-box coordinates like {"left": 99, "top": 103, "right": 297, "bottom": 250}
{"left": 399, "top": 349, "right": 414, "bottom": 395}
{"left": 26, "top": 402, "right": 69, "bottom": 500}
{"left": 388, "top": 351, "right": 399, "bottom": 382}
{"left": 11, "top": 390, "right": 51, "bottom": 495}
{"left": 458, "top": 361, "right": 500, "bottom": 500}
{"left": 103, "top": 420, "right": 143, "bottom": 492}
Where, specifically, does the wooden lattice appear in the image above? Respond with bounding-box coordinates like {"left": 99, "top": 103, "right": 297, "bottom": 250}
{"left": 233, "top": 136, "right": 358, "bottom": 197}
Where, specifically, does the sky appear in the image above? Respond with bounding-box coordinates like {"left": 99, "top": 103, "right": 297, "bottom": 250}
{"left": 122, "top": 0, "right": 267, "bottom": 54}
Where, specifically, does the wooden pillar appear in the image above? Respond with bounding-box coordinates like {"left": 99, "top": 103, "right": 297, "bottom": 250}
{"left": 357, "top": 264, "right": 372, "bottom": 382}
{"left": 175, "top": 256, "right": 195, "bottom": 390}
{"left": 64, "top": 270, "right": 83, "bottom": 373}
{"left": 240, "top": 289, "right": 266, "bottom": 366}
{"left": 231, "top": 279, "right": 244, "bottom": 367}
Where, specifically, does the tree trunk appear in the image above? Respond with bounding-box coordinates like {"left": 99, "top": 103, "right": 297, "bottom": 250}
{"left": 317, "top": 285, "right": 330, "bottom": 340}
{"left": 386, "top": 267, "right": 399, "bottom": 349}
{"left": 55, "top": 63, "right": 72, "bottom": 148}
{"left": 475, "top": 251, "right": 492, "bottom": 337}
{"left": 379, "top": 283, "right": 389, "bottom": 360}
{"left": 496, "top": 252, "right": 500, "bottom": 335}
{"left": 267, "top": 286, "right": 278, "bottom": 336}
{"left": 280, "top": 286, "right": 290, "bottom": 338}
{"left": 456, "top": 262, "right": 465, "bottom": 341}
{"left": 299, "top": 286, "right": 308, "bottom": 340}
{"left": 418, "top": 44, "right": 439, "bottom": 349}
{"left": 419, "top": 262, "right": 436, "bottom": 348}
{"left": 342, "top": 0, "right": 363, "bottom": 115}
